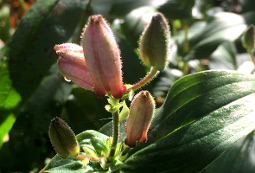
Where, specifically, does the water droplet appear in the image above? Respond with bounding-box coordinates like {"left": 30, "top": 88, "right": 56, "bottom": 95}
{"left": 64, "top": 77, "right": 71, "bottom": 82}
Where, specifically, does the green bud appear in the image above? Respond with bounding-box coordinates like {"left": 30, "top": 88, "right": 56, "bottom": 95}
{"left": 49, "top": 117, "right": 80, "bottom": 158}
{"left": 242, "top": 25, "right": 255, "bottom": 51}
{"left": 139, "top": 12, "right": 170, "bottom": 71}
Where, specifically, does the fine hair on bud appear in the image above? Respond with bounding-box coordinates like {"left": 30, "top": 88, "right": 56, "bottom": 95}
{"left": 139, "top": 12, "right": 170, "bottom": 71}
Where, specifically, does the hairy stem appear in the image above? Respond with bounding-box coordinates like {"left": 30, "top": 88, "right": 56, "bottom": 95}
{"left": 128, "top": 67, "right": 158, "bottom": 92}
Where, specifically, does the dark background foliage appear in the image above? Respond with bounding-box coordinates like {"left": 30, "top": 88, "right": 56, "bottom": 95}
{"left": 0, "top": 0, "right": 255, "bottom": 172}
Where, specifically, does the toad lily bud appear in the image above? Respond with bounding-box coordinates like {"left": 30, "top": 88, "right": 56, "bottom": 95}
{"left": 81, "top": 15, "right": 126, "bottom": 99}
{"left": 125, "top": 91, "right": 155, "bottom": 147}
{"left": 139, "top": 12, "right": 170, "bottom": 71}
{"left": 55, "top": 43, "right": 94, "bottom": 91}
{"left": 242, "top": 25, "right": 255, "bottom": 51}
{"left": 49, "top": 117, "right": 80, "bottom": 158}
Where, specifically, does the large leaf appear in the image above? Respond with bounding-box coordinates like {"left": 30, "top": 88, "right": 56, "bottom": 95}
{"left": 121, "top": 70, "right": 255, "bottom": 172}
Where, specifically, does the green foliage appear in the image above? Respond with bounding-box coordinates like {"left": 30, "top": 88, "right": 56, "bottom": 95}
{"left": 1, "top": 0, "right": 255, "bottom": 172}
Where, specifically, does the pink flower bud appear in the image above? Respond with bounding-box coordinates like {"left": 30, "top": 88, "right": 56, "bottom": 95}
{"left": 55, "top": 43, "right": 94, "bottom": 91}
{"left": 81, "top": 15, "right": 126, "bottom": 99}
{"left": 125, "top": 91, "right": 155, "bottom": 147}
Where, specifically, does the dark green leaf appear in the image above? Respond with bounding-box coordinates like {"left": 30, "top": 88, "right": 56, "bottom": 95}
{"left": 121, "top": 70, "right": 255, "bottom": 172}
{"left": 203, "top": 131, "right": 255, "bottom": 173}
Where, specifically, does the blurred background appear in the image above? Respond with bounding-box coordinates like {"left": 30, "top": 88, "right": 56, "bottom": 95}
{"left": 0, "top": 0, "right": 255, "bottom": 172}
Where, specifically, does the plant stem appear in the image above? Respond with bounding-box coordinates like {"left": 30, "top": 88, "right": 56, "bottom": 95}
{"left": 108, "top": 108, "right": 119, "bottom": 161}
{"left": 183, "top": 20, "right": 189, "bottom": 54}
{"left": 121, "top": 145, "right": 131, "bottom": 157}
{"left": 128, "top": 67, "right": 158, "bottom": 92}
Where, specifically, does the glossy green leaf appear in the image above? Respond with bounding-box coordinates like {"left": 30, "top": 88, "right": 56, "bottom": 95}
{"left": 203, "top": 131, "right": 255, "bottom": 173}
{"left": 178, "top": 12, "right": 247, "bottom": 60}
{"left": 120, "top": 70, "right": 255, "bottom": 172}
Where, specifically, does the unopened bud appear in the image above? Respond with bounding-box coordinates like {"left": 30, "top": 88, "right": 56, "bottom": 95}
{"left": 55, "top": 43, "right": 94, "bottom": 91}
{"left": 125, "top": 91, "right": 155, "bottom": 147}
{"left": 49, "top": 117, "right": 80, "bottom": 158}
{"left": 139, "top": 12, "right": 170, "bottom": 71}
{"left": 81, "top": 15, "right": 126, "bottom": 99}
{"left": 242, "top": 25, "right": 255, "bottom": 51}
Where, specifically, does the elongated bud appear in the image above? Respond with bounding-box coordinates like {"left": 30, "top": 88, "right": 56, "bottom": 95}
{"left": 81, "top": 15, "right": 126, "bottom": 99}
{"left": 125, "top": 91, "right": 155, "bottom": 147}
{"left": 49, "top": 117, "right": 80, "bottom": 158}
{"left": 139, "top": 12, "right": 170, "bottom": 71}
{"left": 242, "top": 25, "right": 255, "bottom": 51}
{"left": 55, "top": 43, "right": 94, "bottom": 91}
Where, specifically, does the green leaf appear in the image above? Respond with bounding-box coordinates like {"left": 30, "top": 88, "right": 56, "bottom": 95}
{"left": 209, "top": 42, "right": 237, "bottom": 70}
{"left": 203, "top": 131, "right": 255, "bottom": 173}
{"left": 0, "top": 55, "right": 21, "bottom": 149}
{"left": 178, "top": 12, "right": 247, "bottom": 60}
{"left": 121, "top": 70, "right": 255, "bottom": 172}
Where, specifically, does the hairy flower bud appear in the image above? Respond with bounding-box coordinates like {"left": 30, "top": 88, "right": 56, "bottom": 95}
{"left": 55, "top": 43, "right": 94, "bottom": 91}
{"left": 81, "top": 15, "right": 126, "bottom": 99}
{"left": 242, "top": 25, "right": 255, "bottom": 51}
{"left": 125, "top": 91, "right": 155, "bottom": 147}
{"left": 139, "top": 12, "right": 170, "bottom": 71}
{"left": 49, "top": 117, "right": 80, "bottom": 158}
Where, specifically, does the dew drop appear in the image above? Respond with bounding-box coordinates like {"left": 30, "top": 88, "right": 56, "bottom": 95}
{"left": 64, "top": 77, "right": 71, "bottom": 82}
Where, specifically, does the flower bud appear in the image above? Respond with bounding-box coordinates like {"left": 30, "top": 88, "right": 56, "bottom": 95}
{"left": 139, "top": 12, "right": 170, "bottom": 71}
{"left": 81, "top": 15, "right": 126, "bottom": 99}
{"left": 125, "top": 91, "right": 155, "bottom": 147}
{"left": 55, "top": 43, "right": 94, "bottom": 91}
{"left": 242, "top": 25, "right": 255, "bottom": 51}
{"left": 49, "top": 117, "right": 80, "bottom": 158}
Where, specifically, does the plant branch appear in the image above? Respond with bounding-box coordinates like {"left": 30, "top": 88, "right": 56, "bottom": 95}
{"left": 108, "top": 105, "right": 120, "bottom": 161}
{"left": 128, "top": 67, "right": 158, "bottom": 92}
